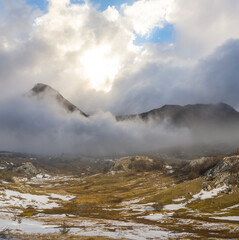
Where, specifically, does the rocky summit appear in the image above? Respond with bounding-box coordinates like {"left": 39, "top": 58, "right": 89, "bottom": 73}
{"left": 29, "top": 83, "right": 88, "bottom": 117}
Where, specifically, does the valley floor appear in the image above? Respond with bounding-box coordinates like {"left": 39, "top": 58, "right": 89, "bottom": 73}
{"left": 0, "top": 169, "right": 239, "bottom": 239}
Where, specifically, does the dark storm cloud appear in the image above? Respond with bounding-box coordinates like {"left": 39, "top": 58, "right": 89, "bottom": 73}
{"left": 192, "top": 39, "right": 239, "bottom": 109}
{"left": 109, "top": 39, "right": 239, "bottom": 114}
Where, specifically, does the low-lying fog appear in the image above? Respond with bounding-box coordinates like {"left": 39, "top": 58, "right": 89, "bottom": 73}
{"left": 0, "top": 95, "right": 239, "bottom": 157}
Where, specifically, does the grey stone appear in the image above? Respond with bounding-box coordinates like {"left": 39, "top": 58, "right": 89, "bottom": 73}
{"left": 14, "top": 162, "right": 39, "bottom": 176}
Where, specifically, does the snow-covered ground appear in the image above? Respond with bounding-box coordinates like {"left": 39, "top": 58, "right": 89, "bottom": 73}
{"left": 119, "top": 198, "right": 157, "bottom": 213}
{"left": 164, "top": 203, "right": 186, "bottom": 211}
{"left": 211, "top": 216, "right": 239, "bottom": 221}
{"left": 191, "top": 184, "right": 228, "bottom": 200}
{"left": 141, "top": 184, "right": 233, "bottom": 221}
{"left": 142, "top": 213, "right": 173, "bottom": 221}
{"left": 0, "top": 189, "right": 74, "bottom": 210}
{"left": 0, "top": 173, "right": 238, "bottom": 239}
{"left": 0, "top": 212, "right": 188, "bottom": 240}
{"left": 0, "top": 215, "right": 57, "bottom": 234}
{"left": 223, "top": 204, "right": 239, "bottom": 210}
{"left": 173, "top": 197, "right": 186, "bottom": 202}
{"left": 66, "top": 219, "right": 188, "bottom": 240}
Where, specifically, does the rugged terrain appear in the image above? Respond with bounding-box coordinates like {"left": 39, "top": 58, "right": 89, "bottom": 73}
{"left": 0, "top": 152, "right": 238, "bottom": 239}
{"left": 0, "top": 84, "right": 238, "bottom": 239}
{"left": 29, "top": 83, "right": 239, "bottom": 132}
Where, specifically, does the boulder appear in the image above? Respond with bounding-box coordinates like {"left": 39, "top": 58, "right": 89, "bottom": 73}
{"left": 14, "top": 162, "right": 39, "bottom": 176}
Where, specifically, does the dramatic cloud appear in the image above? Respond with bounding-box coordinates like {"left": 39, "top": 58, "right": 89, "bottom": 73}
{"left": 122, "top": 0, "right": 173, "bottom": 36}
{"left": 1, "top": 0, "right": 239, "bottom": 155}
{"left": 110, "top": 39, "right": 239, "bottom": 114}
{"left": 169, "top": 0, "right": 239, "bottom": 58}
{"left": 192, "top": 39, "right": 239, "bottom": 109}
{"left": 1, "top": 0, "right": 239, "bottom": 110}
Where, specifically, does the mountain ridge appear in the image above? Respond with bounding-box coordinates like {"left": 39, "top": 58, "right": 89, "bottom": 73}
{"left": 117, "top": 102, "right": 239, "bottom": 128}
{"left": 28, "top": 83, "right": 239, "bottom": 129}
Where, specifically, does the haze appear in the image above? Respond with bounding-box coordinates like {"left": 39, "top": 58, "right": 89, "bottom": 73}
{"left": 0, "top": 0, "right": 239, "bottom": 155}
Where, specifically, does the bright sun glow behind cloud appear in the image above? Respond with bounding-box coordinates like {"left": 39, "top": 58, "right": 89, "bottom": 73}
{"left": 3, "top": 0, "right": 239, "bottom": 112}
{"left": 80, "top": 45, "right": 121, "bottom": 92}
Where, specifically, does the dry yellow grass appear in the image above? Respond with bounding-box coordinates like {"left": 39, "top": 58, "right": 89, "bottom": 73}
{"left": 1, "top": 170, "right": 239, "bottom": 239}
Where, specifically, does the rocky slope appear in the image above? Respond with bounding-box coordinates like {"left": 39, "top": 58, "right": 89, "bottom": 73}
{"left": 0, "top": 152, "right": 239, "bottom": 239}
{"left": 29, "top": 83, "right": 88, "bottom": 117}
{"left": 117, "top": 103, "right": 239, "bottom": 127}
{"left": 28, "top": 84, "right": 239, "bottom": 133}
{"left": 206, "top": 155, "right": 239, "bottom": 186}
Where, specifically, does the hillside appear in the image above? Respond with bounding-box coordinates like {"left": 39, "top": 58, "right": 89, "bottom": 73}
{"left": 0, "top": 152, "right": 239, "bottom": 239}
{"left": 117, "top": 103, "right": 239, "bottom": 127}
{"left": 28, "top": 84, "right": 239, "bottom": 131}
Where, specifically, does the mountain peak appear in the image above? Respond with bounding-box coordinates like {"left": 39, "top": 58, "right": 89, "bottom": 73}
{"left": 29, "top": 83, "right": 88, "bottom": 117}
{"left": 31, "top": 83, "right": 50, "bottom": 94}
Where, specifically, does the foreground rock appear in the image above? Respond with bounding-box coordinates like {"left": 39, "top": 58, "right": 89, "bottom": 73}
{"left": 206, "top": 155, "right": 239, "bottom": 186}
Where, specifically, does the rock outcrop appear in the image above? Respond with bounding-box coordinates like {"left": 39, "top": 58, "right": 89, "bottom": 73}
{"left": 206, "top": 155, "right": 239, "bottom": 186}
{"left": 14, "top": 162, "right": 39, "bottom": 176}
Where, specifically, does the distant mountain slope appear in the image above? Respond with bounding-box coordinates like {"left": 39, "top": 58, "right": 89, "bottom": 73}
{"left": 29, "top": 83, "right": 88, "bottom": 117}
{"left": 28, "top": 83, "right": 239, "bottom": 130}
{"left": 117, "top": 103, "right": 239, "bottom": 128}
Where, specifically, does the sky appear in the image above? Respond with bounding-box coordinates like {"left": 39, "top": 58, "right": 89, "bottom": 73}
{"left": 1, "top": 0, "right": 239, "bottom": 114}
{"left": 1, "top": 0, "right": 239, "bottom": 155}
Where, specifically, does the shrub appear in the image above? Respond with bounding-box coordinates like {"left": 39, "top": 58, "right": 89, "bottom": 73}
{"left": 0, "top": 228, "right": 10, "bottom": 239}
{"left": 174, "top": 156, "right": 222, "bottom": 180}
{"left": 152, "top": 203, "right": 164, "bottom": 212}
{"left": 150, "top": 160, "right": 164, "bottom": 171}
{"left": 188, "top": 157, "right": 221, "bottom": 179}
{"left": 230, "top": 162, "right": 239, "bottom": 173}
{"left": 59, "top": 222, "right": 71, "bottom": 235}
{"left": 133, "top": 160, "right": 148, "bottom": 172}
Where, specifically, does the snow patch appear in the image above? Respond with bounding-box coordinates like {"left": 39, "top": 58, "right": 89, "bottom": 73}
{"left": 164, "top": 203, "right": 186, "bottom": 211}
{"left": 142, "top": 213, "right": 173, "bottom": 221}
{"left": 223, "top": 204, "right": 239, "bottom": 210}
{"left": 211, "top": 216, "right": 239, "bottom": 221}
{"left": 192, "top": 185, "right": 227, "bottom": 200}
{"left": 0, "top": 216, "right": 57, "bottom": 234}
{"left": 173, "top": 197, "right": 185, "bottom": 202}
{"left": 50, "top": 193, "right": 74, "bottom": 201}
{"left": 0, "top": 189, "right": 75, "bottom": 210}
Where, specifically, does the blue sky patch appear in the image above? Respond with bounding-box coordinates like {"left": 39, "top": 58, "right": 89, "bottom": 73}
{"left": 134, "top": 24, "right": 176, "bottom": 45}
{"left": 26, "top": 0, "right": 48, "bottom": 11}
{"left": 25, "top": 1, "right": 175, "bottom": 45}
{"left": 26, "top": 0, "right": 136, "bottom": 12}
{"left": 90, "top": 0, "right": 136, "bottom": 11}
